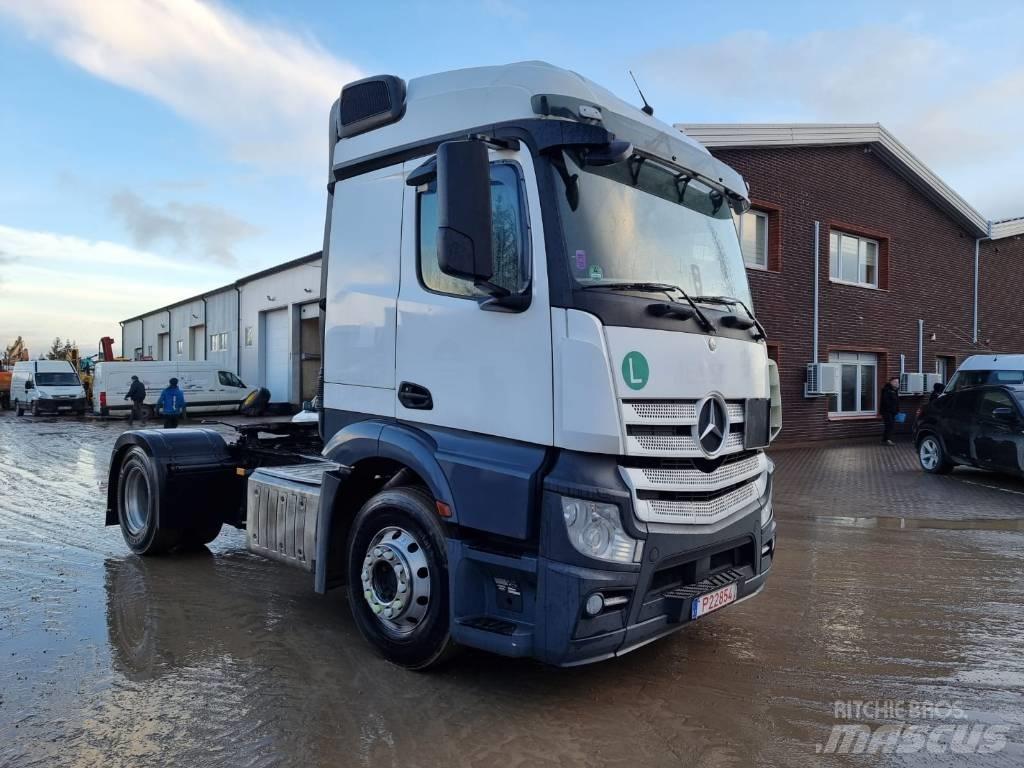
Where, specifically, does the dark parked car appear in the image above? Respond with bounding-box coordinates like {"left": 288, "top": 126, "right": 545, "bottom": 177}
{"left": 915, "top": 384, "right": 1024, "bottom": 475}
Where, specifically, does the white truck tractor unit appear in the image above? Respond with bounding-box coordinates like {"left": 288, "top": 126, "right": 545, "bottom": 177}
{"left": 104, "top": 62, "right": 781, "bottom": 669}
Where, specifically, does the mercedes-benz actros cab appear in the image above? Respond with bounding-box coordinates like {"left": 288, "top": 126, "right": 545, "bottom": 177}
{"left": 104, "top": 62, "right": 781, "bottom": 669}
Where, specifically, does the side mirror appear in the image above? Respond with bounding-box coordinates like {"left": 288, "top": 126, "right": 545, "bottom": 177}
{"left": 436, "top": 139, "right": 493, "bottom": 286}
{"left": 992, "top": 407, "right": 1017, "bottom": 423}
{"left": 301, "top": 400, "right": 313, "bottom": 412}
{"left": 25, "top": 380, "right": 33, "bottom": 390}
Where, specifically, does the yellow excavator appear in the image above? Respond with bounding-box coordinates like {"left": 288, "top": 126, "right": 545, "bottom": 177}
{"left": 1, "top": 336, "right": 30, "bottom": 410}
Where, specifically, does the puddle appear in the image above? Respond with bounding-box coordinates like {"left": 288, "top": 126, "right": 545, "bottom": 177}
{"left": 818, "top": 515, "right": 1024, "bottom": 532}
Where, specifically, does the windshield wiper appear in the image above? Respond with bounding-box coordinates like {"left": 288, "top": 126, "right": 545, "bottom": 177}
{"left": 693, "top": 295, "right": 766, "bottom": 339}
{"left": 583, "top": 282, "right": 714, "bottom": 332}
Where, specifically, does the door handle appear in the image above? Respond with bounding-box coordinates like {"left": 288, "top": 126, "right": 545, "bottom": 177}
{"left": 398, "top": 382, "right": 433, "bottom": 410}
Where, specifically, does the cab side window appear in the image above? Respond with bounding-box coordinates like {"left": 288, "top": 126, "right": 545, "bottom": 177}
{"left": 218, "top": 371, "right": 245, "bottom": 388}
{"left": 417, "top": 162, "right": 529, "bottom": 298}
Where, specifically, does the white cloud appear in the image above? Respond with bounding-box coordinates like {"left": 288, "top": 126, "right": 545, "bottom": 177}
{"left": 644, "top": 26, "right": 1024, "bottom": 219}
{"left": 0, "top": 0, "right": 363, "bottom": 172}
{"left": 109, "top": 190, "right": 259, "bottom": 265}
{"left": 0, "top": 224, "right": 233, "bottom": 354}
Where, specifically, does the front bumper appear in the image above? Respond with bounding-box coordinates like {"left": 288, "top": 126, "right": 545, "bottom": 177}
{"left": 35, "top": 397, "right": 87, "bottom": 413}
{"left": 447, "top": 450, "right": 775, "bottom": 665}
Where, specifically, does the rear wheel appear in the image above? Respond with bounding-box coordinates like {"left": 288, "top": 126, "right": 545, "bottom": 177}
{"left": 346, "top": 487, "right": 455, "bottom": 670}
{"left": 116, "top": 446, "right": 181, "bottom": 554}
{"left": 918, "top": 434, "right": 953, "bottom": 474}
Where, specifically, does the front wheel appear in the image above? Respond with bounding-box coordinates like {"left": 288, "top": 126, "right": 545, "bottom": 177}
{"left": 31, "top": 400, "right": 39, "bottom": 417}
{"left": 918, "top": 434, "right": 953, "bottom": 474}
{"left": 346, "top": 487, "right": 456, "bottom": 670}
{"left": 116, "top": 446, "right": 181, "bottom": 554}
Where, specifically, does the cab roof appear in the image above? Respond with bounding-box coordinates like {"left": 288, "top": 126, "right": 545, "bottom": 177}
{"left": 330, "top": 61, "right": 748, "bottom": 201}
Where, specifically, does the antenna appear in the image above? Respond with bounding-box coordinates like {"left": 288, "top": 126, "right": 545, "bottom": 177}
{"left": 629, "top": 70, "right": 654, "bottom": 117}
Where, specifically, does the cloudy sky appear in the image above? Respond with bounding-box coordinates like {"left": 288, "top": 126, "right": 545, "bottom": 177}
{"left": 1, "top": 0, "right": 1021, "bottom": 354}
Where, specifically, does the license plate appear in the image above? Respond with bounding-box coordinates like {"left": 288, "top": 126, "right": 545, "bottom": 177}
{"left": 691, "top": 582, "right": 738, "bottom": 619}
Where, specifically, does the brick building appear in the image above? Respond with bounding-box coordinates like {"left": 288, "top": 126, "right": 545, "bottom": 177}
{"left": 679, "top": 124, "right": 1024, "bottom": 444}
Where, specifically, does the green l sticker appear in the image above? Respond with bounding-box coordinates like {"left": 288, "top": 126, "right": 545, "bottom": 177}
{"left": 622, "top": 351, "right": 649, "bottom": 390}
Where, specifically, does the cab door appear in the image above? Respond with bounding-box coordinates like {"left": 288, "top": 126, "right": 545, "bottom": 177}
{"left": 942, "top": 390, "right": 977, "bottom": 462}
{"left": 395, "top": 148, "right": 553, "bottom": 445}
{"left": 974, "top": 389, "right": 1024, "bottom": 474}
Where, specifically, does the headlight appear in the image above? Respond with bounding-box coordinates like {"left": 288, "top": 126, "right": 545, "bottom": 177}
{"left": 560, "top": 496, "right": 641, "bottom": 564}
{"left": 760, "top": 498, "right": 773, "bottom": 528}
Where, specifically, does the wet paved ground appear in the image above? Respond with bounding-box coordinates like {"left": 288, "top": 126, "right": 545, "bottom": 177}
{"left": 2, "top": 414, "right": 1024, "bottom": 767}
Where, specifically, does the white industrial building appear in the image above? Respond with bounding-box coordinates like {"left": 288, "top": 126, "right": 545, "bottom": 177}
{"left": 120, "top": 252, "right": 322, "bottom": 406}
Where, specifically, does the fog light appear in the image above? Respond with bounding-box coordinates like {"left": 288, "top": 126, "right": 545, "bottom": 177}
{"left": 585, "top": 592, "right": 605, "bottom": 617}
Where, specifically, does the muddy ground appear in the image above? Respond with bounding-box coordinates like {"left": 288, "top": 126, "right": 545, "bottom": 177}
{"left": 2, "top": 413, "right": 1023, "bottom": 767}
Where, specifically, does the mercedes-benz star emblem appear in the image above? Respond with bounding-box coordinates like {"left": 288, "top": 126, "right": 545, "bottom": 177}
{"left": 695, "top": 395, "right": 730, "bottom": 456}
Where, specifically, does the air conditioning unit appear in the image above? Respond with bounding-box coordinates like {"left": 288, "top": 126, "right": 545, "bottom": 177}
{"left": 901, "top": 372, "right": 925, "bottom": 395}
{"left": 924, "top": 372, "right": 943, "bottom": 390}
{"left": 805, "top": 362, "right": 841, "bottom": 397}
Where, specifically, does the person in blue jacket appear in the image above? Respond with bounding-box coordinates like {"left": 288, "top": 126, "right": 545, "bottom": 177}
{"left": 156, "top": 377, "right": 186, "bottom": 429}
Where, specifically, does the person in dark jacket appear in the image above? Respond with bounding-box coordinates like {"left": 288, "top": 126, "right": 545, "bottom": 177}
{"left": 125, "top": 375, "right": 147, "bottom": 426}
{"left": 156, "top": 377, "right": 186, "bottom": 429}
{"left": 880, "top": 376, "right": 900, "bottom": 445}
{"left": 929, "top": 382, "right": 944, "bottom": 403}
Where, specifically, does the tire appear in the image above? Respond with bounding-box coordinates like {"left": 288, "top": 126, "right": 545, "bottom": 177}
{"left": 15, "top": 400, "right": 23, "bottom": 417}
{"left": 116, "top": 446, "right": 181, "bottom": 554}
{"left": 346, "top": 487, "right": 456, "bottom": 670}
{"left": 31, "top": 400, "right": 39, "bottom": 417}
{"left": 241, "top": 388, "right": 271, "bottom": 417}
{"left": 179, "top": 519, "right": 223, "bottom": 549}
{"left": 918, "top": 434, "right": 953, "bottom": 474}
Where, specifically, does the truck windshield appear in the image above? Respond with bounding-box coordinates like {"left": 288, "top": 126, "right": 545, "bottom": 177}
{"left": 36, "top": 372, "right": 80, "bottom": 386}
{"left": 557, "top": 151, "right": 752, "bottom": 307}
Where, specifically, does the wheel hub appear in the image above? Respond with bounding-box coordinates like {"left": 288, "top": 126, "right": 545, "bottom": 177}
{"left": 361, "top": 526, "right": 431, "bottom": 635}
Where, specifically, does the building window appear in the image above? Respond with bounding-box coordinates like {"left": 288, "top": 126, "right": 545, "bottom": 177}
{"left": 828, "top": 351, "right": 878, "bottom": 416}
{"left": 147, "top": 345, "right": 153, "bottom": 357}
{"left": 935, "top": 356, "right": 955, "bottom": 384}
{"left": 176, "top": 339, "right": 184, "bottom": 356}
{"left": 134, "top": 347, "right": 143, "bottom": 360}
{"left": 830, "top": 230, "right": 879, "bottom": 288}
{"left": 417, "top": 162, "right": 529, "bottom": 298}
{"left": 244, "top": 326, "right": 254, "bottom": 347}
{"left": 209, "top": 332, "right": 229, "bottom": 352}
{"left": 734, "top": 210, "right": 768, "bottom": 269}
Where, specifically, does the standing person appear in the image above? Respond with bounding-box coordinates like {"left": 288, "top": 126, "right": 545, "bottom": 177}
{"left": 880, "top": 376, "right": 900, "bottom": 445}
{"left": 125, "top": 375, "right": 147, "bottom": 426}
{"left": 156, "top": 377, "right": 186, "bottom": 429}
{"left": 929, "top": 382, "right": 944, "bottom": 403}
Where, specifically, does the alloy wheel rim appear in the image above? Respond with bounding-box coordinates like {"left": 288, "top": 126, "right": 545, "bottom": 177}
{"left": 361, "top": 526, "right": 431, "bottom": 636}
{"left": 920, "top": 439, "right": 939, "bottom": 470}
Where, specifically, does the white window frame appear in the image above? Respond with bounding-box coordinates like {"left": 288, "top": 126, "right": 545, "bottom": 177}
{"left": 734, "top": 209, "right": 769, "bottom": 270}
{"left": 176, "top": 339, "right": 184, "bottom": 356}
{"left": 829, "top": 230, "right": 880, "bottom": 288}
{"left": 828, "top": 351, "right": 878, "bottom": 416}
{"left": 209, "top": 332, "right": 229, "bottom": 353}
{"left": 244, "top": 326, "right": 254, "bottom": 347}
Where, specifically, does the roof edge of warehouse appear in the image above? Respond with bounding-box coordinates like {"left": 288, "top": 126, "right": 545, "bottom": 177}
{"left": 120, "top": 251, "right": 322, "bottom": 324}
{"left": 678, "top": 122, "right": 1022, "bottom": 240}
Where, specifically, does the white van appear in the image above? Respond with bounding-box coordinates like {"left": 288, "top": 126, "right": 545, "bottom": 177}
{"left": 944, "top": 354, "right": 1024, "bottom": 393}
{"left": 12, "top": 360, "right": 87, "bottom": 416}
{"left": 92, "top": 361, "right": 257, "bottom": 418}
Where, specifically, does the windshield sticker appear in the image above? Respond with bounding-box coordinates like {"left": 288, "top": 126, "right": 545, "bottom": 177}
{"left": 588, "top": 264, "right": 604, "bottom": 280}
{"left": 575, "top": 249, "right": 587, "bottom": 270}
{"left": 622, "top": 351, "right": 649, "bottom": 391}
